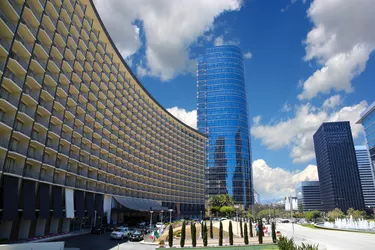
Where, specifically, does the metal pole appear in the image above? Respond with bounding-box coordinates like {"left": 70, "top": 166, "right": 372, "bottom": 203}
{"left": 169, "top": 210, "right": 172, "bottom": 224}
{"left": 94, "top": 210, "right": 97, "bottom": 228}
{"left": 150, "top": 211, "right": 153, "bottom": 231}
{"left": 236, "top": 208, "right": 239, "bottom": 235}
{"left": 290, "top": 196, "right": 294, "bottom": 235}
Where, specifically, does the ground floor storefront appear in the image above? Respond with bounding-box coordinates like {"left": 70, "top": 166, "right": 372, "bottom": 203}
{"left": 0, "top": 175, "right": 204, "bottom": 243}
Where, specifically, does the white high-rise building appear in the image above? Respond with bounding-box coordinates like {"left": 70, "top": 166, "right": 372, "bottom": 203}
{"left": 355, "top": 145, "right": 375, "bottom": 209}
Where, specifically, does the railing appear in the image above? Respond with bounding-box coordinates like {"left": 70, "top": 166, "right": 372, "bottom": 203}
{"left": 9, "top": 1, "right": 22, "bottom": 15}
{"left": 0, "top": 88, "right": 19, "bottom": 107}
{"left": 4, "top": 162, "right": 24, "bottom": 176}
{"left": 19, "top": 102, "right": 36, "bottom": 118}
{"left": 0, "top": 9, "right": 17, "bottom": 33}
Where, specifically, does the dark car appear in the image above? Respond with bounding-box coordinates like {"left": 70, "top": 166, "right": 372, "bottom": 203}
{"left": 104, "top": 224, "right": 116, "bottom": 232}
{"left": 129, "top": 230, "right": 143, "bottom": 241}
{"left": 91, "top": 225, "right": 105, "bottom": 234}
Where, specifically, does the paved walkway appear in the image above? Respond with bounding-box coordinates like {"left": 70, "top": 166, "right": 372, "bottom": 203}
{"left": 277, "top": 223, "right": 375, "bottom": 250}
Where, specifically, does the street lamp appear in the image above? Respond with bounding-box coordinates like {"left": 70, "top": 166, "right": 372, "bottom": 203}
{"left": 149, "top": 211, "right": 154, "bottom": 231}
{"left": 200, "top": 210, "right": 203, "bottom": 221}
{"left": 234, "top": 204, "right": 240, "bottom": 236}
{"left": 160, "top": 210, "right": 164, "bottom": 224}
{"left": 168, "top": 209, "right": 173, "bottom": 224}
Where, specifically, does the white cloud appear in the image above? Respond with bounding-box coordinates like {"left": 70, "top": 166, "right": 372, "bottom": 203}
{"left": 299, "top": 0, "right": 375, "bottom": 99}
{"left": 253, "top": 115, "right": 262, "bottom": 125}
{"left": 281, "top": 102, "right": 292, "bottom": 112}
{"left": 322, "top": 94, "right": 341, "bottom": 110}
{"left": 251, "top": 100, "right": 367, "bottom": 163}
{"left": 253, "top": 159, "right": 318, "bottom": 199}
{"left": 167, "top": 107, "right": 197, "bottom": 129}
{"left": 244, "top": 52, "right": 252, "bottom": 59}
{"left": 94, "top": 0, "right": 243, "bottom": 81}
{"left": 214, "top": 35, "right": 240, "bottom": 46}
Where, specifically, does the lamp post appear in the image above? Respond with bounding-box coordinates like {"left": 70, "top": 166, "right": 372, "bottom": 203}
{"left": 150, "top": 211, "right": 154, "bottom": 231}
{"left": 160, "top": 210, "right": 164, "bottom": 224}
{"left": 168, "top": 209, "right": 173, "bottom": 224}
{"left": 234, "top": 204, "right": 239, "bottom": 236}
{"left": 200, "top": 210, "right": 203, "bottom": 221}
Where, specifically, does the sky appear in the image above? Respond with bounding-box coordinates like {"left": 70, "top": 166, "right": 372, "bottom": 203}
{"left": 94, "top": 0, "right": 375, "bottom": 202}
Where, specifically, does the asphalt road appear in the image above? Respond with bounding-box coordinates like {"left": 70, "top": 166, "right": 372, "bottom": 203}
{"left": 277, "top": 223, "right": 375, "bottom": 250}
{"left": 63, "top": 232, "right": 156, "bottom": 250}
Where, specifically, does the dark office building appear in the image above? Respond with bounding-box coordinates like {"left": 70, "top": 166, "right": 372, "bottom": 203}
{"left": 296, "top": 181, "right": 322, "bottom": 212}
{"left": 313, "top": 121, "right": 365, "bottom": 212}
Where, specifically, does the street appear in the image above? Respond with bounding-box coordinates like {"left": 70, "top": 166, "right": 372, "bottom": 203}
{"left": 277, "top": 223, "right": 375, "bottom": 250}
{"left": 62, "top": 232, "right": 156, "bottom": 250}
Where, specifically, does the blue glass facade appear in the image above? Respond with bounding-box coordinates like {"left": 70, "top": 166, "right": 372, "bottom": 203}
{"left": 357, "top": 101, "right": 375, "bottom": 163}
{"left": 197, "top": 46, "right": 253, "bottom": 207}
{"left": 313, "top": 122, "right": 365, "bottom": 212}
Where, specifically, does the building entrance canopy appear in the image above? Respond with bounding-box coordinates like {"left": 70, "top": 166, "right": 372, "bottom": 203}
{"left": 114, "top": 196, "right": 168, "bottom": 212}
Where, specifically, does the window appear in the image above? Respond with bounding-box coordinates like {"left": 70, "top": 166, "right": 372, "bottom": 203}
{"left": 14, "top": 119, "right": 24, "bottom": 131}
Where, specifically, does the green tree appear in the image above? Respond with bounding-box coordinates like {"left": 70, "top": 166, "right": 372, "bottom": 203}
{"left": 192, "top": 223, "right": 197, "bottom": 247}
{"left": 220, "top": 206, "right": 235, "bottom": 216}
{"left": 249, "top": 219, "right": 253, "bottom": 237}
{"left": 203, "top": 222, "right": 208, "bottom": 246}
{"left": 271, "top": 222, "right": 276, "bottom": 243}
{"left": 168, "top": 224, "right": 173, "bottom": 248}
{"left": 258, "top": 219, "right": 263, "bottom": 244}
{"left": 327, "top": 208, "right": 345, "bottom": 221}
{"left": 180, "top": 221, "right": 186, "bottom": 247}
{"left": 347, "top": 208, "right": 366, "bottom": 220}
{"left": 244, "top": 222, "right": 249, "bottom": 245}
{"left": 229, "top": 221, "right": 234, "bottom": 245}
{"left": 210, "top": 220, "right": 213, "bottom": 239}
{"left": 201, "top": 221, "right": 204, "bottom": 239}
{"left": 240, "top": 219, "right": 243, "bottom": 237}
{"left": 219, "top": 221, "right": 223, "bottom": 246}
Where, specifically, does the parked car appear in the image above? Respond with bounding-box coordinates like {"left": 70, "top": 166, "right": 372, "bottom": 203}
{"left": 156, "top": 222, "right": 164, "bottom": 228}
{"left": 129, "top": 230, "right": 144, "bottom": 241}
{"left": 220, "top": 217, "right": 228, "bottom": 221}
{"left": 104, "top": 224, "right": 116, "bottom": 232}
{"left": 128, "top": 228, "right": 136, "bottom": 234}
{"left": 110, "top": 227, "right": 129, "bottom": 240}
{"left": 91, "top": 225, "right": 105, "bottom": 234}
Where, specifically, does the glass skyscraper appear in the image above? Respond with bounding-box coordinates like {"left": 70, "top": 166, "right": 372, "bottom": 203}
{"left": 313, "top": 121, "right": 365, "bottom": 212}
{"left": 295, "top": 181, "right": 322, "bottom": 212}
{"left": 357, "top": 101, "right": 375, "bottom": 164}
{"left": 355, "top": 146, "right": 375, "bottom": 208}
{"left": 197, "top": 46, "right": 253, "bottom": 207}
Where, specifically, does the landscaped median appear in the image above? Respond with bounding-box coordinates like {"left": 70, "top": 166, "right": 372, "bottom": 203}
{"left": 157, "top": 245, "right": 278, "bottom": 249}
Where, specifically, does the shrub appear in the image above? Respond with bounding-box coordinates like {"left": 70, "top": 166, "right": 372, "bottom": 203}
{"left": 272, "top": 222, "right": 276, "bottom": 243}
{"left": 244, "top": 222, "right": 249, "bottom": 245}
{"left": 180, "top": 221, "right": 186, "bottom": 247}
{"left": 192, "top": 223, "right": 197, "bottom": 247}
{"left": 210, "top": 220, "right": 213, "bottom": 239}
{"left": 229, "top": 220, "right": 233, "bottom": 245}
{"left": 249, "top": 219, "right": 253, "bottom": 237}
{"left": 219, "top": 221, "right": 223, "bottom": 246}
{"left": 277, "top": 236, "right": 319, "bottom": 250}
{"left": 203, "top": 222, "right": 208, "bottom": 246}
{"left": 258, "top": 219, "right": 263, "bottom": 244}
{"left": 277, "top": 236, "right": 296, "bottom": 250}
{"left": 168, "top": 224, "right": 173, "bottom": 247}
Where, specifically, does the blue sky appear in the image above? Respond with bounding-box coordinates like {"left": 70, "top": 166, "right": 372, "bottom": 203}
{"left": 95, "top": 0, "right": 375, "bottom": 200}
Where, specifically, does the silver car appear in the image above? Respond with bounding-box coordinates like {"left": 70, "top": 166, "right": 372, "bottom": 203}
{"left": 110, "top": 227, "right": 129, "bottom": 240}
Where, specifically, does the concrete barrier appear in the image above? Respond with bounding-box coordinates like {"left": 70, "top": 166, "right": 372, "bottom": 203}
{"left": 0, "top": 242, "right": 64, "bottom": 250}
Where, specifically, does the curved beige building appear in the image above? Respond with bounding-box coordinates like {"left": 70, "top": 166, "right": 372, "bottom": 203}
{"left": 0, "top": 0, "right": 206, "bottom": 241}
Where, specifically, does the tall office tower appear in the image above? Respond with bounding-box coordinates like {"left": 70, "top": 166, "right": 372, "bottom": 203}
{"left": 0, "top": 0, "right": 206, "bottom": 241}
{"left": 355, "top": 145, "right": 375, "bottom": 208}
{"left": 197, "top": 46, "right": 253, "bottom": 207}
{"left": 295, "top": 181, "right": 322, "bottom": 212}
{"left": 357, "top": 101, "right": 375, "bottom": 165}
{"left": 313, "top": 122, "right": 365, "bottom": 212}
